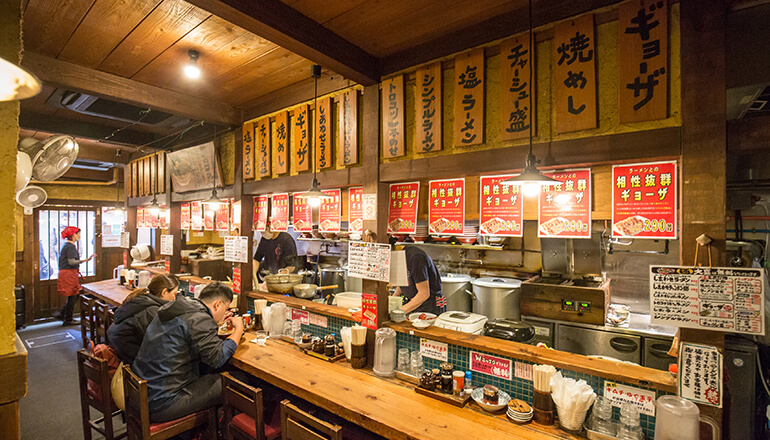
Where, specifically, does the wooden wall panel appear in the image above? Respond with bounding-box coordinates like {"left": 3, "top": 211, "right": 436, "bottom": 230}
{"left": 156, "top": 152, "right": 165, "bottom": 194}
{"left": 315, "top": 96, "right": 333, "bottom": 170}
{"left": 340, "top": 89, "right": 359, "bottom": 165}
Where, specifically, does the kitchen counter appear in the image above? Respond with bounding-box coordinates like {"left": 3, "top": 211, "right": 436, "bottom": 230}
{"left": 523, "top": 313, "right": 677, "bottom": 338}
{"left": 246, "top": 290, "right": 356, "bottom": 322}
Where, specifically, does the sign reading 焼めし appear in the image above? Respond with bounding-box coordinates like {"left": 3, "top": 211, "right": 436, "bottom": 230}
{"left": 538, "top": 168, "right": 592, "bottom": 239}
{"left": 454, "top": 48, "right": 485, "bottom": 147}
{"left": 479, "top": 175, "right": 523, "bottom": 237}
{"left": 253, "top": 196, "right": 269, "bottom": 231}
{"left": 382, "top": 75, "right": 405, "bottom": 158}
{"left": 242, "top": 121, "right": 255, "bottom": 180}
{"left": 270, "top": 193, "right": 289, "bottom": 232}
{"left": 387, "top": 182, "right": 419, "bottom": 234}
{"left": 292, "top": 193, "right": 312, "bottom": 233}
{"left": 274, "top": 110, "right": 290, "bottom": 176}
{"left": 181, "top": 203, "right": 190, "bottom": 229}
{"left": 554, "top": 14, "right": 597, "bottom": 134}
{"left": 500, "top": 33, "right": 534, "bottom": 141}
{"left": 612, "top": 161, "right": 676, "bottom": 239}
{"left": 315, "top": 97, "right": 332, "bottom": 170}
{"left": 319, "top": 189, "right": 341, "bottom": 233}
{"left": 428, "top": 178, "right": 465, "bottom": 236}
{"left": 256, "top": 117, "right": 271, "bottom": 178}
{"left": 348, "top": 187, "right": 364, "bottom": 233}
{"left": 679, "top": 343, "right": 723, "bottom": 407}
{"left": 191, "top": 202, "right": 202, "bottom": 230}
{"left": 340, "top": 90, "right": 358, "bottom": 165}
{"left": 416, "top": 62, "right": 442, "bottom": 153}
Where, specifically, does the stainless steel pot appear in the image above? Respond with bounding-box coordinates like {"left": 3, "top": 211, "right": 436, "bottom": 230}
{"left": 264, "top": 273, "right": 303, "bottom": 295}
{"left": 440, "top": 273, "right": 473, "bottom": 312}
{"left": 320, "top": 266, "right": 345, "bottom": 294}
{"left": 469, "top": 277, "right": 522, "bottom": 320}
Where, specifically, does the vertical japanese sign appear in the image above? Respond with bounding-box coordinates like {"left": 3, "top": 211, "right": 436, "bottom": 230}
{"left": 136, "top": 207, "right": 145, "bottom": 228}
{"left": 479, "top": 175, "right": 523, "bottom": 237}
{"left": 232, "top": 267, "right": 241, "bottom": 295}
{"left": 231, "top": 199, "right": 240, "bottom": 232}
{"left": 501, "top": 34, "right": 534, "bottom": 141}
{"left": 203, "top": 207, "right": 215, "bottom": 231}
{"left": 290, "top": 106, "right": 308, "bottom": 172}
{"left": 679, "top": 343, "right": 723, "bottom": 407}
{"left": 315, "top": 97, "right": 332, "bottom": 170}
{"left": 292, "top": 193, "right": 312, "bottom": 232}
{"left": 428, "top": 178, "right": 465, "bottom": 236}
{"left": 270, "top": 193, "right": 289, "bottom": 231}
{"left": 454, "top": 48, "right": 485, "bottom": 147}
{"left": 348, "top": 187, "right": 364, "bottom": 233}
{"left": 191, "top": 201, "right": 202, "bottom": 230}
{"left": 256, "top": 118, "right": 271, "bottom": 178}
{"left": 387, "top": 182, "right": 419, "bottom": 234}
{"left": 612, "top": 161, "right": 676, "bottom": 238}
{"left": 242, "top": 121, "right": 255, "bottom": 180}
{"left": 216, "top": 203, "right": 230, "bottom": 232}
{"left": 181, "top": 203, "right": 190, "bottom": 229}
{"left": 416, "top": 62, "right": 442, "bottom": 153}
{"left": 274, "top": 111, "right": 289, "bottom": 176}
{"left": 156, "top": 152, "right": 165, "bottom": 193}
{"left": 538, "top": 169, "right": 592, "bottom": 238}
{"left": 361, "top": 293, "right": 378, "bottom": 330}
{"left": 555, "top": 14, "right": 597, "bottom": 133}
{"left": 340, "top": 90, "right": 359, "bottom": 165}
{"left": 319, "top": 189, "right": 341, "bottom": 233}
{"left": 619, "top": 0, "right": 668, "bottom": 123}
{"left": 253, "top": 196, "right": 268, "bottom": 231}
{"left": 382, "top": 75, "right": 405, "bottom": 158}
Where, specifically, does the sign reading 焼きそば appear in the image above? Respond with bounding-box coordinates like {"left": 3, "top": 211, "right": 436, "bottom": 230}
{"left": 612, "top": 161, "right": 676, "bottom": 239}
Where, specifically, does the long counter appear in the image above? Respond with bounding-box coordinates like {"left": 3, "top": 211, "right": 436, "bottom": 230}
{"left": 82, "top": 279, "right": 134, "bottom": 307}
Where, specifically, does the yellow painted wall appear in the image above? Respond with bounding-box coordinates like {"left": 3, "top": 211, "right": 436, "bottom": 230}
{"left": 186, "top": 230, "right": 225, "bottom": 245}
{"left": 39, "top": 183, "right": 122, "bottom": 201}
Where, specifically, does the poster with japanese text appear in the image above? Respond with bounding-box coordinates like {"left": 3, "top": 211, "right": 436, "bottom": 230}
{"left": 216, "top": 203, "right": 229, "bottom": 231}
{"left": 348, "top": 187, "right": 364, "bottom": 233}
{"left": 469, "top": 351, "right": 512, "bottom": 380}
{"left": 224, "top": 236, "right": 249, "bottom": 264}
{"left": 479, "top": 175, "right": 523, "bottom": 236}
{"left": 554, "top": 14, "right": 597, "bottom": 133}
{"left": 274, "top": 111, "right": 289, "bottom": 176}
{"left": 253, "top": 196, "right": 268, "bottom": 231}
{"left": 416, "top": 62, "right": 442, "bottom": 152}
{"left": 256, "top": 117, "right": 271, "bottom": 178}
{"left": 679, "top": 343, "right": 722, "bottom": 407}
{"left": 203, "top": 208, "right": 215, "bottom": 231}
{"left": 190, "top": 202, "right": 202, "bottom": 230}
{"left": 160, "top": 235, "right": 173, "bottom": 256}
{"left": 382, "top": 75, "right": 405, "bottom": 158}
{"left": 501, "top": 33, "right": 534, "bottom": 141}
{"left": 603, "top": 381, "right": 656, "bottom": 416}
{"left": 454, "top": 48, "right": 485, "bottom": 146}
{"left": 348, "top": 241, "right": 391, "bottom": 282}
{"left": 340, "top": 90, "right": 359, "bottom": 165}
{"left": 181, "top": 203, "right": 190, "bottom": 229}
{"left": 242, "top": 121, "right": 255, "bottom": 180}
{"left": 319, "top": 189, "right": 341, "bottom": 233}
{"left": 148, "top": 208, "right": 159, "bottom": 229}
{"left": 232, "top": 267, "right": 241, "bottom": 294}
{"left": 428, "top": 178, "right": 465, "bottom": 236}
{"left": 387, "top": 182, "right": 419, "bottom": 234}
{"left": 159, "top": 209, "right": 169, "bottom": 229}
{"left": 270, "top": 193, "right": 289, "bottom": 231}
{"left": 231, "top": 199, "right": 240, "bottom": 232}
{"left": 292, "top": 193, "right": 312, "bottom": 232}
{"left": 361, "top": 293, "right": 378, "bottom": 330}
{"left": 315, "top": 97, "right": 332, "bottom": 170}
{"left": 137, "top": 207, "right": 145, "bottom": 228}
{"left": 612, "top": 161, "right": 676, "bottom": 239}
{"left": 538, "top": 168, "right": 592, "bottom": 238}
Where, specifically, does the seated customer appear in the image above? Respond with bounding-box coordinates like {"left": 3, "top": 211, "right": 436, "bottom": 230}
{"left": 133, "top": 282, "right": 243, "bottom": 423}
{"left": 108, "top": 274, "right": 178, "bottom": 364}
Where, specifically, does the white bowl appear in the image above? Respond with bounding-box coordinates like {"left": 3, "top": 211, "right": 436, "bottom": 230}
{"left": 471, "top": 387, "right": 511, "bottom": 412}
{"left": 412, "top": 320, "right": 432, "bottom": 329}
{"left": 408, "top": 312, "right": 437, "bottom": 323}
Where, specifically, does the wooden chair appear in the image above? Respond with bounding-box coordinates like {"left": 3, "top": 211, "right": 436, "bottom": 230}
{"left": 92, "top": 299, "right": 111, "bottom": 345}
{"left": 77, "top": 349, "right": 126, "bottom": 440}
{"left": 221, "top": 373, "right": 281, "bottom": 440}
{"left": 80, "top": 295, "right": 94, "bottom": 348}
{"left": 122, "top": 365, "right": 217, "bottom": 440}
{"left": 280, "top": 400, "right": 341, "bottom": 440}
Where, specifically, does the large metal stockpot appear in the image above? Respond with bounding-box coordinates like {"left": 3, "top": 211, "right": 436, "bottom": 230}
{"left": 440, "top": 273, "right": 473, "bottom": 312}
{"left": 320, "top": 266, "right": 346, "bottom": 294}
{"left": 469, "top": 277, "right": 523, "bottom": 320}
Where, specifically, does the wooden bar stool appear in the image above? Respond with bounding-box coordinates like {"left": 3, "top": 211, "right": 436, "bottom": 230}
{"left": 221, "top": 372, "right": 281, "bottom": 440}
{"left": 92, "top": 300, "right": 111, "bottom": 345}
{"left": 280, "top": 400, "right": 341, "bottom": 440}
{"left": 76, "top": 349, "right": 126, "bottom": 440}
{"left": 122, "top": 365, "right": 217, "bottom": 440}
{"left": 80, "top": 295, "right": 94, "bottom": 348}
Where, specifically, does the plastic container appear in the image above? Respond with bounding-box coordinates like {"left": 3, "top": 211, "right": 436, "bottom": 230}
{"left": 372, "top": 328, "right": 397, "bottom": 377}
{"left": 654, "top": 395, "right": 699, "bottom": 440}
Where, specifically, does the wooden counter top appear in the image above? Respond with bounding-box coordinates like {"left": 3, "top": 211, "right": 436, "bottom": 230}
{"left": 82, "top": 279, "right": 135, "bottom": 307}
{"left": 232, "top": 335, "right": 579, "bottom": 440}
{"left": 246, "top": 290, "right": 355, "bottom": 322}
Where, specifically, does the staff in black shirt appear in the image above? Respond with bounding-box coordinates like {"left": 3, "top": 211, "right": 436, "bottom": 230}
{"left": 252, "top": 221, "right": 298, "bottom": 283}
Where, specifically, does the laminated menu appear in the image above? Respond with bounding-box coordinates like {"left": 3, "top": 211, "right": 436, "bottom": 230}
{"left": 253, "top": 196, "right": 268, "bottom": 231}
{"left": 428, "top": 178, "right": 465, "bottom": 236}
{"left": 270, "top": 193, "right": 290, "bottom": 231}
{"left": 216, "top": 203, "right": 229, "bottom": 231}
{"left": 319, "top": 189, "right": 341, "bottom": 233}
{"left": 387, "top": 182, "right": 419, "bottom": 234}
{"left": 292, "top": 193, "right": 312, "bottom": 232}
{"left": 348, "top": 241, "right": 391, "bottom": 282}
{"left": 650, "top": 266, "right": 765, "bottom": 335}
{"left": 613, "top": 161, "right": 676, "bottom": 239}
{"left": 191, "top": 201, "right": 203, "bottom": 230}
{"left": 538, "top": 169, "right": 591, "bottom": 238}
{"left": 348, "top": 187, "right": 364, "bottom": 233}
{"left": 203, "top": 208, "right": 215, "bottom": 231}
{"left": 479, "top": 175, "right": 523, "bottom": 236}
{"left": 181, "top": 203, "right": 190, "bottom": 229}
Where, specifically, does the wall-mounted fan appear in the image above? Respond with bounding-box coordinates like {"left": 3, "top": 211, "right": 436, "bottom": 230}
{"left": 17, "top": 134, "right": 79, "bottom": 182}
{"left": 16, "top": 151, "right": 32, "bottom": 192}
{"left": 16, "top": 185, "right": 47, "bottom": 215}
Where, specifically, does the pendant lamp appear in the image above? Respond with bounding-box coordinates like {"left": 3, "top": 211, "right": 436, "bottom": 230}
{"left": 296, "top": 65, "right": 333, "bottom": 207}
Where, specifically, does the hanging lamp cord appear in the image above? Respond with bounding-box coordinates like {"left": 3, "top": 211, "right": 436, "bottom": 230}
{"left": 528, "top": 0, "right": 534, "bottom": 157}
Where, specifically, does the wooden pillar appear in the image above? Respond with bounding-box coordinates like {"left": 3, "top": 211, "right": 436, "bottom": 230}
{"left": 234, "top": 125, "right": 253, "bottom": 312}
{"left": 167, "top": 157, "right": 182, "bottom": 274}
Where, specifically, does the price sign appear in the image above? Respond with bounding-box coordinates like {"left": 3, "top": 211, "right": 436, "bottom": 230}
{"left": 191, "top": 202, "right": 203, "bottom": 230}
{"left": 604, "top": 381, "right": 656, "bottom": 416}
{"left": 538, "top": 168, "right": 592, "bottom": 238}
{"left": 420, "top": 338, "right": 448, "bottom": 362}
{"left": 270, "top": 193, "right": 289, "bottom": 231}
{"left": 612, "top": 161, "right": 676, "bottom": 239}
{"left": 428, "top": 178, "right": 465, "bottom": 236}
{"left": 216, "top": 203, "right": 229, "bottom": 231}
{"left": 319, "top": 189, "right": 341, "bottom": 233}
{"left": 253, "top": 196, "right": 268, "bottom": 231}
{"left": 348, "top": 241, "right": 391, "bottom": 282}
{"left": 479, "top": 175, "right": 523, "bottom": 236}
{"left": 469, "top": 351, "right": 512, "bottom": 380}
{"left": 291, "top": 308, "right": 309, "bottom": 324}
{"left": 348, "top": 187, "right": 364, "bottom": 233}
{"left": 160, "top": 235, "right": 173, "bottom": 256}
{"left": 387, "top": 182, "right": 419, "bottom": 234}
{"left": 224, "top": 236, "right": 249, "bottom": 263}
{"left": 292, "top": 193, "right": 312, "bottom": 232}
{"left": 181, "top": 203, "right": 190, "bottom": 229}
{"left": 361, "top": 293, "right": 378, "bottom": 330}
{"left": 679, "top": 343, "right": 722, "bottom": 407}
{"left": 232, "top": 267, "right": 241, "bottom": 294}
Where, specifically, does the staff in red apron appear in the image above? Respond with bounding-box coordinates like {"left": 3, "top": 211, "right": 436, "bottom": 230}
{"left": 55, "top": 226, "right": 95, "bottom": 326}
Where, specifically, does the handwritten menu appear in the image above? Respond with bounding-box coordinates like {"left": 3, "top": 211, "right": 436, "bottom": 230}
{"left": 292, "top": 193, "right": 312, "bottom": 232}
{"left": 120, "top": 232, "right": 129, "bottom": 249}
{"left": 348, "top": 187, "right": 364, "bottom": 233}
{"left": 387, "top": 182, "right": 419, "bottom": 234}
{"left": 348, "top": 241, "right": 391, "bottom": 282}
{"left": 270, "top": 193, "right": 289, "bottom": 231}
{"left": 232, "top": 267, "right": 241, "bottom": 295}
{"left": 253, "top": 196, "right": 268, "bottom": 231}
{"left": 181, "top": 203, "right": 190, "bottom": 229}
{"left": 428, "top": 178, "right": 465, "bottom": 236}
{"left": 604, "top": 381, "right": 656, "bottom": 416}
{"left": 679, "top": 343, "right": 723, "bottom": 407}
{"left": 203, "top": 208, "right": 215, "bottom": 231}
{"left": 479, "top": 175, "right": 523, "bottom": 237}
{"left": 191, "top": 202, "right": 203, "bottom": 230}
{"left": 224, "top": 236, "right": 249, "bottom": 263}
{"left": 612, "top": 161, "right": 676, "bottom": 239}
{"left": 137, "top": 207, "right": 145, "bottom": 228}
{"left": 470, "top": 350, "right": 512, "bottom": 380}
{"left": 361, "top": 293, "right": 377, "bottom": 330}
{"left": 650, "top": 266, "right": 765, "bottom": 335}
{"left": 216, "top": 203, "right": 229, "bottom": 231}
{"left": 538, "top": 168, "right": 592, "bottom": 238}
{"left": 420, "top": 338, "right": 448, "bottom": 362}
{"left": 160, "top": 235, "right": 173, "bottom": 256}
{"left": 319, "top": 189, "right": 341, "bottom": 233}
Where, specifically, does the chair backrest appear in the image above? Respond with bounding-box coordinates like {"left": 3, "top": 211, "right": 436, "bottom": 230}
{"left": 280, "top": 400, "right": 341, "bottom": 440}
{"left": 122, "top": 365, "right": 151, "bottom": 439}
{"left": 222, "top": 373, "right": 265, "bottom": 439}
{"left": 76, "top": 348, "right": 112, "bottom": 408}
{"left": 93, "top": 300, "right": 111, "bottom": 345}
{"left": 80, "top": 295, "right": 94, "bottom": 348}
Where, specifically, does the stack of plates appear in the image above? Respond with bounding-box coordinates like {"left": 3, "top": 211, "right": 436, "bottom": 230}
{"left": 412, "top": 224, "right": 429, "bottom": 242}
{"left": 457, "top": 225, "right": 479, "bottom": 244}
{"left": 507, "top": 399, "right": 533, "bottom": 424}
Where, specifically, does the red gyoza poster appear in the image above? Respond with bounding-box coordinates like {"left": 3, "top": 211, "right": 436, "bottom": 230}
{"left": 270, "top": 193, "right": 289, "bottom": 231}
{"left": 428, "top": 178, "right": 465, "bottom": 236}
{"left": 181, "top": 203, "right": 190, "bottom": 229}
{"left": 292, "top": 193, "right": 312, "bottom": 232}
{"left": 159, "top": 209, "right": 169, "bottom": 229}
{"left": 204, "top": 208, "right": 215, "bottom": 231}
{"left": 253, "top": 196, "right": 268, "bottom": 231}
{"left": 191, "top": 201, "right": 203, "bottom": 230}
{"left": 319, "top": 189, "right": 341, "bottom": 233}
{"left": 216, "top": 203, "right": 229, "bottom": 231}
{"left": 538, "top": 168, "right": 592, "bottom": 238}
{"left": 137, "top": 207, "right": 145, "bottom": 228}
{"left": 232, "top": 267, "right": 241, "bottom": 294}
{"left": 479, "top": 175, "right": 523, "bottom": 237}
{"left": 348, "top": 187, "right": 363, "bottom": 233}
{"left": 612, "top": 161, "right": 677, "bottom": 239}
{"left": 361, "top": 293, "right": 378, "bottom": 330}
{"left": 148, "top": 208, "right": 159, "bottom": 229}
{"left": 387, "top": 182, "right": 419, "bottom": 234}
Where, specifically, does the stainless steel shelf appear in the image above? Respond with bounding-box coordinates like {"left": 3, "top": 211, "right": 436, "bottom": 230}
{"left": 394, "top": 241, "right": 505, "bottom": 251}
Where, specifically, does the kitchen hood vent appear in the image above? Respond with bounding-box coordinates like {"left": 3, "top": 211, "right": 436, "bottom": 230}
{"left": 727, "top": 84, "right": 770, "bottom": 120}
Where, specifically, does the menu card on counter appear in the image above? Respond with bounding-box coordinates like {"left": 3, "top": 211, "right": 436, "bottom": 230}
{"left": 225, "top": 236, "right": 249, "bottom": 263}
{"left": 292, "top": 193, "right": 312, "bottom": 232}
{"left": 216, "top": 203, "right": 229, "bottom": 231}
{"left": 191, "top": 202, "right": 203, "bottom": 230}
{"left": 479, "top": 174, "right": 523, "bottom": 236}
{"left": 348, "top": 241, "right": 391, "bottom": 282}
{"left": 612, "top": 161, "right": 677, "bottom": 239}
{"left": 181, "top": 203, "right": 190, "bottom": 229}
{"left": 137, "top": 207, "right": 145, "bottom": 228}
{"left": 428, "top": 178, "right": 465, "bottom": 236}
{"left": 204, "top": 208, "right": 215, "bottom": 231}
{"left": 387, "top": 182, "right": 419, "bottom": 234}
{"left": 319, "top": 189, "right": 341, "bottom": 233}
{"left": 348, "top": 187, "right": 364, "bottom": 233}
{"left": 649, "top": 265, "right": 765, "bottom": 335}
{"left": 538, "top": 168, "right": 592, "bottom": 238}
{"left": 270, "top": 193, "right": 289, "bottom": 231}
{"left": 253, "top": 196, "right": 268, "bottom": 231}
{"left": 679, "top": 343, "right": 723, "bottom": 407}
{"left": 160, "top": 234, "right": 173, "bottom": 256}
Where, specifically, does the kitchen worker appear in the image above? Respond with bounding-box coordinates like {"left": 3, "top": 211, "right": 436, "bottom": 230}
{"left": 252, "top": 220, "right": 298, "bottom": 283}
{"left": 392, "top": 245, "right": 446, "bottom": 315}
{"left": 55, "top": 226, "right": 95, "bottom": 325}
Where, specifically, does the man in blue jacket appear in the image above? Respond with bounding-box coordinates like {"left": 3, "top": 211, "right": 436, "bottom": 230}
{"left": 133, "top": 282, "right": 243, "bottom": 422}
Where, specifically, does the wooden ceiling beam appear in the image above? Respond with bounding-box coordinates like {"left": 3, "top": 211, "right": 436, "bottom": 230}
{"left": 184, "top": 0, "right": 379, "bottom": 85}
{"left": 21, "top": 52, "right": 242, "bottom": 126}
{"left": 243, "top": 73, "right": 353, "bottom": 121}
{"left": 60, "top": 167, "right": 116, "bottom": 182}
{"left": 19, "top": 110, "right": 157, "bottom": 147}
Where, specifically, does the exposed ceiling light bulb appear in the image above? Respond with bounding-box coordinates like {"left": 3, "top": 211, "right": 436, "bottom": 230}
{"left": 185, "top": 49, "right": 201, "bottom": 79}
{"left": 522, "top": 183, "right": 542, "bottom": 197}
{"left": 308, "top": 197, "right": 322, "bottom": 207}
{"left": 0, "top": 56, "right": 41, "bottom": 101}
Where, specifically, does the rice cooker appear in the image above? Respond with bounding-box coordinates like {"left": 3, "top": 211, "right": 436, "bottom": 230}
{"left": 434, "top": 311, "right": 488, "bottom": 334}
{"left": 440, "top": 273, "right": 473, "bottom": 312}
{"left": 470, "top": 277, "right": 522, "bottom": 321}
{"left": 483, "top": 319, "right": 536, "bottom": 344}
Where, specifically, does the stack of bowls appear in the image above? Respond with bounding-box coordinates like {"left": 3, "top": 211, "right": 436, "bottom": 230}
{"left": 412, "top": 223, "right": 429, "bottom": 242}
{"left": 457, "top": 225, "right": 479, "bottom": 244}
{"left": 507, "top": 399, "right": 533, "bottom": 424}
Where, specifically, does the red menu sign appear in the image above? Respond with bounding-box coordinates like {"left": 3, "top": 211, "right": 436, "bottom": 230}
{"left": 253, "top": 196, "right": 268, "bottom": 231}
{"left": 428, "top": 178, "right": 465, "bottom": 236}
{"left": 361, "top": 293, "right": 377, "bottom": 330}
{"left": 137, "top": 207, "right": 145, "bottom": 228}
{"left": 164, "top": 260, "right": 170, "bottom": 274}
{"left": 216, "top": 203, "right": 229, "bottom": 232}
{"left": 538, "top": 168, "right": 592, "bottom": 238}
{"left": 348, "top": 187, "right": 364, "bottom": 233}
{"left": 612, "top": 161, "right": 677, "bottom": 239}
{"left": 191, "top": 202, "right": 203, "bottom": 230}
{"left": 479, "top": 175, "right": 523, "bottom": 237}
{"left": 159, "top": 209, "right": 169, "bottom": 229}
{"left": 387, "top": 182, "right": 419, "bottom": 234}
{"left": 181, "top": 203, "right": 190, "bottom": 229}
{"left": 148, "top": 209, "right": 159, "bottom": 229}
{"left": 292, "top": 193, "right": 312, "bottom": 232}
{"left": 204, "top": 208, "right": 215, "bottom": 231}
{"left": 319, "top": 189, "right": 341, "bottom": 233}
{"left": 270, "top": 193, "right": 289, "bottom": 231}
{"left": 469, "top": 350, "right": 512, "bottom": 380}
{"left": 232, "top": 267, "right": 241, "bottom": 294}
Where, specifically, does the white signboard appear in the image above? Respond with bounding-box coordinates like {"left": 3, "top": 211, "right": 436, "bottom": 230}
{"left": 420, "top": 338, "right": 448, "bottom": 362}
{"left": 347, "top": 241, "right": 391, "bottom": 282}
{"left": 363, "top": 194, "right": 377, "bottom": 220}
{"left": 102, "top": 234, "right": 121, "bottom": 248}
{"left": 160, "top": 235, "right": 174, "bottom": 256}
{"left": 515, "top": 361, "right": 533, "bottom": 381}
{"left": 120, "top": 232, "right": 130, "bottom": 249}
{"left": 603, "top": 381, "right": 657, "bottom": 416}
{"left": 650, "top": 265, "right": 765, "bottom": 335}
{"left": 309, "top": 313, "right": 328, "bottom": 328}
{"left": 224, "top": 236, "right": 249, "bottom": 263}
{"left": 678, "top": 343, "right": 723, "bottom": 407}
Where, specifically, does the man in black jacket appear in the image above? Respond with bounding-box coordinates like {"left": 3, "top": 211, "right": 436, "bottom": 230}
{"left": 133, "top": 282, "right": 243, "bottom": 423}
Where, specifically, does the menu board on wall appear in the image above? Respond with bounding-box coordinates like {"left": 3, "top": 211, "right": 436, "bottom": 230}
{"left": 416, "top": 62, "right": 442, "bottom": 153}
{"left": 137, "top": 207, "right": 145, "bottom": 228}
{"left": 242, "top": 121, "right": 255, "bottom": 180}
{"left": 216, "top": 203, "right": 229, "bottom": 232}
{"left": 554, "top": 14, "right": 597, "bottom": 133}
{"left": 292, "top": 193, "right": 312, "bottom": 232}
{"left": 428, "top": 178, "right": 465, "bottom": 236}
{"left": 348, "top": 241, "right": 391, "bottom": 282}
{"left": 315, "top": 97, "right": 332, "bottom": 170}
{"left": 181, "top": 203, "right": 190, "bottom": 229}
{"left": 348, "top": 187, "right": 364, "bottom": 233}
{"left": 224, "top": 236, "right": 249, "bottom": 263}
{"left": 253, "top": 196, "right": 268, "bottom": 231}
{"left": 612, "top": 161, "right": 676, "bottom": 239}
{"left": 679, "top": 343, "right": 723, "bottom": 407}
{"left": 270, "top": 193, "right": 289, "bottom": 231}
{"left": 160, "top": 234, "right": 173, "bottom": 256}
{"left": 274, "top": 111, "right": 289, "bottom": 176}
{"left": 538, "top": 168, "right": 592, "bottom": 238}
{"left": 650, "top": 266, "right": 765, "bottom": 335}
{"left": 387, "top": 182, "right": 419, "bottom": 234}
{"left": 479, "top": 175, "right": 523, "bottom": 236}
{"left": 203, "top": 208, "right": 215, "bottom": 231}
{"left": 191, "top": 202, "right": 203, "bottom": 230}
{"left": 319, "top": 189, "right": 341, "bottom": 233}
{"left": 340, "top": 90, "right": 358, "bottom": 165}
{"left": 382, "top": 75, "right": 405, "bottom": 158}
{"left": 454, "top": 48, "right": 485, "bottom": 147}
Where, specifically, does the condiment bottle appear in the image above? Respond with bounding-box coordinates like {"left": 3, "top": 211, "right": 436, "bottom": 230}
{"left": 324, "top": 334, "right": 336, "bottom": 357}
{"left": 483, "top": 385, "right": 499, "bottom": 404}
{"left": 464, "top": 371, "right": 473, "bottom": 394}
{"left": 452, "top": 370, "right": 465, "bottom": 396}
{"left": 432, "top": 369, "right": 441, "bottom": 390}
{"left": 440, "top": 363, "right": 454, "bottom": 394}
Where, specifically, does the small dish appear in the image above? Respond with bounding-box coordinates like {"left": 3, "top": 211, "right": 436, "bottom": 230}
{"left": 471, "top": 387, "right": 511, "bottom": 412}
{"left": 412, "top": 320, "right": 432, "bottom": 329}
{"left": 408, "top": 312, "right": 437, "bottom": 324}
